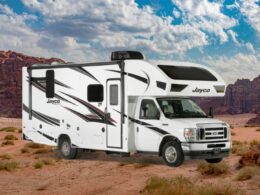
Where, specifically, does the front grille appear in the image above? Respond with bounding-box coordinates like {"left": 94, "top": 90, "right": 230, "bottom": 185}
{"left": 198, "top": 127, "right": 227, "bottom": 140}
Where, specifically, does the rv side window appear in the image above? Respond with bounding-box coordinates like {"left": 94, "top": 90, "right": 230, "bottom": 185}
{"left": 140, "top": 99, "right": 160, "bottom": 120}
{"left": 88, "top": 84, "right": 104, "bottom": 102}
{"left": 46, "top": 70, "right": 55, "bottom": 98}
{"left": 110, "top": 85, "right": 118, "bottom": 105}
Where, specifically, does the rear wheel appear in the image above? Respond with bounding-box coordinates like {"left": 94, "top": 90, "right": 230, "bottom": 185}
{"left": 205, "top": 158, "right": 223, "bottom": 163}
{"left": 162, "top": 141, "right": 184, "bottom": 167}
{"left": 59, "top": 137, "right": 78, "bottom": 159}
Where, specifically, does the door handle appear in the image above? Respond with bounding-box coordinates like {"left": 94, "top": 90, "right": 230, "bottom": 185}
{"left": 137, "top": 127, "right": 139, "bottom": 133}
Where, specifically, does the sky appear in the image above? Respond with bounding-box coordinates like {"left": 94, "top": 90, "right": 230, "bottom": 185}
{"left": 0, "top": 0, "right": 259, "bottom": 84}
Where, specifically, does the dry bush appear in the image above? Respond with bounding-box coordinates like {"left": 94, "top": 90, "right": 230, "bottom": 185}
{"left": 231, "top": 131, "right": 236, "bottom": 136}
{"left": 4, "top": 134, "right": 18, "bottom": 140}
{"left": 34, "top": 160, "right": 44, "bottom": 169}
{"left": 0, "top": 127, "right": 16, "bottom": 132}
{"left": 18, "top": 129, "right": 22, "bottom": 133}
{"left": 134, "top": 163, "right": 151, "bottom": 168}
{"left": 0, "top": 161, "right": 18, "bottom": 171}
{"left": 0, "top": 154, "right": 12, "bottom": 160}
{"left": 1, "top": 140, "right": 14, "bottom": 146}
{"left": 118, "top": 162, "right": 130, "bottom": 167}
{"left": 25, "top": 143, "right": 45, "bottom": 149}
{"left": 141, "top": 176, "right": 241, "bottom": 195}
{"left": 235, "top": 166, "right": 260, "bottom": 181}
{"left": 249, "top": 139, "right": 260, "bottom": 147}
{"left": 21, "top": 147, "right": 31, "bottom": 154}
{"left": 230, "top": 125, "right": 235, "bottom": 129}
{"left": 232, "top": 141, "right": 250, "bottom": 156}
{"left": 197, "top": 161, "right": 229, "bottom": 176}
{"left": 33, "top": 148, "right": 52, "bottom": 154}
{"left": 33, "top": 159, "right": 54, "bottom": 169}
{"left": 256, "top": 128, "right": 260, "bottom": 132}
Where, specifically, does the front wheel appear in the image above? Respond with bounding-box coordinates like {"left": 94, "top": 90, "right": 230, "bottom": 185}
{"left": 59, "top": 137, "right": 78, "bottom": 159}
{"left": 205, "top": 158, "right": 223, "bottom": 163}
{"left": 162, "top": 141, "right": 184, "bottom": 167}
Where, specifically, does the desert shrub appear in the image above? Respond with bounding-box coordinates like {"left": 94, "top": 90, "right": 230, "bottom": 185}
{"left": 256, "top": 128, "right": 260, "bottom": 132}
{"left": 134, "top": 163, "right": 151, "bottom": 168}
{"left": 235, "top": 166, "right": 260, "bottom": 181}
{"left": 0, "top": 154, "right": 12, "bottom": 160}
{"left": 4, "top": 134, "right": 18, "bottom": 140}
{"left": 25, "top": 143, "right": 45, "bottom": 149}
{"left": 197, "top": 161, "right": 229, "bottom": 176}
{"left": 232, "top": 144, "right": 250, "bottom": 156}
{"left": 1, "top": 140, "right": 14, "bottom": 146}
{"left": 0, "top": 161, "right": 18, "bottom": 171}
{"left": 33, "top": 148, "right": 52, "bottom": 154}
{"left": 18, "top": 128, "right": 22, "bottom": 133}
{"left": 230, "top": 125, "right": 234, "bottom": 129}
{"left": 231, "top": 131, "right": 236, "bottom": 136}
{"left": 21, "top": 147, "right": 31, "bottom": 153}
{"left": 33, "top": 159, "right": 54, "bottom": 169}
{"left": 141, "top": 176, "right": 241, "bottom": 195}
{"left": 33, "top": 160, "right": 44, "bottom": 169}
{"left": 0, "top": 127, "right": 16, "bottom": 132}
{"left": 249, "top": 139, "right": 260, "bottom": 147}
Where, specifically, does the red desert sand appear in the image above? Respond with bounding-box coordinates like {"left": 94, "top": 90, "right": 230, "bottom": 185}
{"left": 0, "top": 114, "right": 259, "bottom": 195}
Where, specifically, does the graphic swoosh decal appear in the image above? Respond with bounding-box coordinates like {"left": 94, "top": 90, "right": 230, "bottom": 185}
{"left": 70, "top": 67, "right": 99, "bottom": 82}
{"left": 107, "top": 70, "right": 148, "bottom": 84}
{"left": 23, "top": 104, "right": 60, "bottom": 126}
{"left": 61, "top": 92, "right": 116, "bottom": 125}
{"left": 113, "top": 109, "right": 168, "bottom": 135}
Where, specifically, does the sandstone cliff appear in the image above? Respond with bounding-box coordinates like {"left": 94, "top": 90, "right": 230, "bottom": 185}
{"left": 0, "top": 51, "right": 63, "bottom": 118}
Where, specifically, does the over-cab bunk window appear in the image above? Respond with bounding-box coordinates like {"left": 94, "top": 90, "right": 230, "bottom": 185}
{"left": 158, "top": 65, "right": 217, "bottom": 81}
{"left": 87, "top": 84, "right": 104, "bottom": 102}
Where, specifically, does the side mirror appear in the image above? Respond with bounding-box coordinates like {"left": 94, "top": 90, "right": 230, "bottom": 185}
{"left": 209, "top": 107, "right": 214, "bottom": 118}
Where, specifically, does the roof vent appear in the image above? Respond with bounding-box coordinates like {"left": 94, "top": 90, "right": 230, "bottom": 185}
{"left": 111, "top": 51, "right": 144, "bottom": 61}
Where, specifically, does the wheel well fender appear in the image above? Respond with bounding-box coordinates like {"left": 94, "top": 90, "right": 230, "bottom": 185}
{"left": 158, "top": 135, "right": 181, "bottom": 156}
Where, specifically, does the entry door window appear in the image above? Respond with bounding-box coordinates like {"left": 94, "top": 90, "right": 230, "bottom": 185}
{"left": 110, "top": 85, "right": 118, "bottom": 105}
{"left": 140, "top": 99, "right": 160, "bottom": 120}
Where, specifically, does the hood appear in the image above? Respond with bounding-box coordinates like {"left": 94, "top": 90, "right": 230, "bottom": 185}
{"left": 164, "top": 117, "right": 226, "bottom": 129}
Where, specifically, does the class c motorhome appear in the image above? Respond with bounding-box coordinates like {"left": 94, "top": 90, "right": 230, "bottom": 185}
{"left": 22, "top": 51, "right": 231, "bottom": 167}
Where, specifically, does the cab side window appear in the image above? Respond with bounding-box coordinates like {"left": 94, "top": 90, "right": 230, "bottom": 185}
{"left": 140, "top": 99, "right": 160, "bottom": 120}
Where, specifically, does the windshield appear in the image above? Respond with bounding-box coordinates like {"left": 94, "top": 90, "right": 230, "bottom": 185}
{"left": 157, "top": 98, "right": 207, "bottom": 118}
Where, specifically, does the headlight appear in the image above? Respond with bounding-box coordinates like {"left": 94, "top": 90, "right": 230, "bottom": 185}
{"left": 184, "top": 128, "right": 197, "bottom": 141}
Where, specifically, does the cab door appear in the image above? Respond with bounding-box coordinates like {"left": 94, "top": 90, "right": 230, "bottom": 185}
{"left": 106, "top": 80, "right": 122, "bottom": 148}
{"left": 135, "top": 99, "right": 161, "bottom": 152}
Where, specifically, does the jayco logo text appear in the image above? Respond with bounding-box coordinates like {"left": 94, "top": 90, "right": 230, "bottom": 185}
{"left": 192, "top": 88, "right": 210, "bottom": 93}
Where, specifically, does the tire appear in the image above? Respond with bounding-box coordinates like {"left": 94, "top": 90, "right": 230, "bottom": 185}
{"left": 162, "top": 141, "right": 184, "bottom": 167}
{"left": 205, "top": 158, "right": 223, "bottom": 163}
{"left": 59, "top": 137, "right": 78, "bottom": 159}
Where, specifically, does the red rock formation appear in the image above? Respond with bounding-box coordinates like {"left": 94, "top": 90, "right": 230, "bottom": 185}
{"left": 246, "top": 114, "right": 260, "bottom": 126}
{"left": 0, "top": 51, "right": 64, "bottom": 118}
{"left": 194, "top": 75, "right": 260, "bottom": 115}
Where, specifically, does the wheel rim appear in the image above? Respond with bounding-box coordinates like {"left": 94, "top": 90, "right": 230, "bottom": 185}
{"left": 61, "top": 141, "right": 70, "bottom": 156}
{"left": 165, "top": 146, "right": 177, "bottom": 163}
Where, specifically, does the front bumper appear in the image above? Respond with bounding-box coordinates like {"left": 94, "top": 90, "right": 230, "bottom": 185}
{"left": 181, "top": 141, "right": 231, "bottom": 160}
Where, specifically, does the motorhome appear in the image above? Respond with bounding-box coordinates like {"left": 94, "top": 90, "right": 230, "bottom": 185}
{"left": 22, "top": 51, "right": 231, "bottom": 167}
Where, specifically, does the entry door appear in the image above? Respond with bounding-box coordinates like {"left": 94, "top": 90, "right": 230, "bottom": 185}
{"left": 106, "top": 80, "right": 122, "bottom": 148}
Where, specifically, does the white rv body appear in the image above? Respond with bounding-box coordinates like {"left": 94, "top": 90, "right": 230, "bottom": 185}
{"left": 22, "top": 52, "right": 231, "bottom": 166}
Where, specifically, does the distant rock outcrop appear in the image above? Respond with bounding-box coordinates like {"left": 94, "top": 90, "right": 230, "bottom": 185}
{"left": 0, "top": 51, "right": 64, "bottom": 118}
{"left": 195, "top": 75, "right": 260, "bottom": 115}
{"left": 246, "top": 114, "right": 260, "bottom": 126}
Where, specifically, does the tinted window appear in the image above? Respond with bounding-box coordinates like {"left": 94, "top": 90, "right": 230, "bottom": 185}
{"left": 110, "top": 85, "right": 118, "bottom": 105}
{"left": 88, "top": 84, "right": 103, "bottom": 102}
{"left": 46, "top": 70, "right": 55, "bottom": 98}
{"left": 140, "top": 99, "right": 160, "bottom": 120}
{"left": 158, "top": 65, "right": 217, "bottom": 81}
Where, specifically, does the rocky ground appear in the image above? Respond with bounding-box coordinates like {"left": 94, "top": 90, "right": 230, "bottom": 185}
{"left": 0, "top": 115, "right": 259, "bottom": 195}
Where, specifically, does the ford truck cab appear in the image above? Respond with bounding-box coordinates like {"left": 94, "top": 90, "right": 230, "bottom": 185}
{"left": 134, "top": 96, "right": 231, "bottom": 167}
